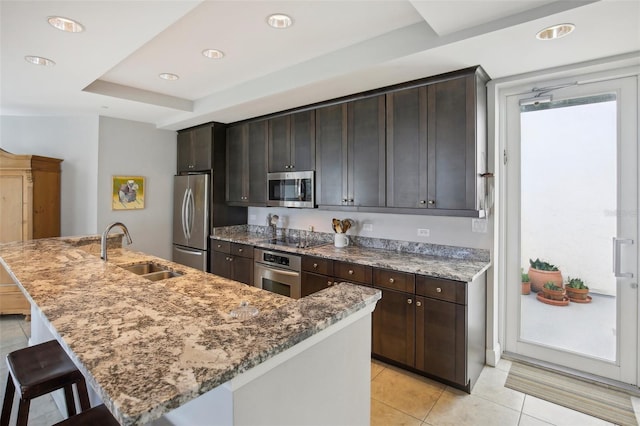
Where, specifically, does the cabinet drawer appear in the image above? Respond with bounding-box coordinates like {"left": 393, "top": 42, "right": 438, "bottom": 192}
{"left": 416, "top": 275, "right": 466, "bottom": 304}
{"left": 373, "top": 268, "right": 415, "bottom": 293}
{"left": 212, "top": 240, "right": 230, "bottom": 253}
{"left": 334, "top": 261, "right": 372, "bottom": 285}
{"left": 231, "top": 243, "right": 253, "bottom": 259}
{"left": 302, "top": 256, "right": 334, "bottom": 275}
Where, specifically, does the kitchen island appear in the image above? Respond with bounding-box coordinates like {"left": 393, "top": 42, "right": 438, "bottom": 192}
{"left": 0, "top": 236, "right": 380, "bottom": 425}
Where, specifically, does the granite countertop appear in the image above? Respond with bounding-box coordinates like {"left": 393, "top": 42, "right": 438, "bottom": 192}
{"left": 0, "top": 236, "right": 380, "bottom": 426}
{"left": 211, "top": 227, "right": 491, "bottom": 283}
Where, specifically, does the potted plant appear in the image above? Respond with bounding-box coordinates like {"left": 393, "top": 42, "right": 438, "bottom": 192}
{"left": 565, "top": 277, "right": 589, "bottom": 301}
{"left": 521, "top": 271, "right": 531, "bottom": 295}
{"left": 528, "top": 258, "right": 563, "bottom": 293}
{"left": 541, "top": 281, "right": 565, "bottom": 301}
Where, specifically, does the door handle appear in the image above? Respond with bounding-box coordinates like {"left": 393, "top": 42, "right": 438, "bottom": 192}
{"left": 181, "top": 189, "right": 189, "bottom": 240}
{"left": 613, "top": 237, "right": 634, "bottom": 278}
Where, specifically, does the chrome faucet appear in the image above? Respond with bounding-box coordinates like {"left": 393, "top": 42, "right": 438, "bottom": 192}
{"left": 101, "top": 222, "right": 132, "bottom": 261}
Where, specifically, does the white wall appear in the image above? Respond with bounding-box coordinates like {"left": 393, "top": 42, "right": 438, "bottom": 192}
{"left": 0, "top": 115, "right": 99, "bottom": 236}
{"left": 97, "top": 116, "right": 176, "bottom": 260}
{"left": 248, "top": 206, "right": 492, "bottom": 250}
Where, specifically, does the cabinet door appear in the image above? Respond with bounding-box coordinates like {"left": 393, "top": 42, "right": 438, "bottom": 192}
{"left": 301, "top": 272, "right": 334, "bottom": 297}
{"left": 290, "top": 110, "right": 315, "bottom": 171}
{"left": 415, "top": 295, "right": 466, "bottom": 386}
{"left": 192, "top": 126, "right": 213, "bottom": 171}
{"left": 268, "top": 115, "right": 290, "bottom": 172}
{"left": 349, "top": 95, "right": 386, "bottom": 207}
{"left": 427, "top": 75, "right": 475, "bottom": 210}
{"left": 372, "top": 287, "right": 415, "bottom": 367}
{"left": 232, "top": 256, "right": 253, "bottom": 285}
{"left": 226, "top": 124, "right": 246, "bottom": 203}
{"left": 211, "top": 251, "right": 232, "bottom": 279}
{"left": 316, "top": 103, "right": 347, "bottom": 206}
{"left": 177, "top": 131, "right": 194, "bottom": 172}
{"left": 387, "top": 87, "right": 428, "bottom": 208}
{"left": 247, "top": 120, "right": 267, "bottom": 205}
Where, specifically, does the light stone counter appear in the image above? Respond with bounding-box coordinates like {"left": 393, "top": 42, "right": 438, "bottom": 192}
{"left": 212, "top": 226, "right": 491, "bottom": 282}
{"left": 0, "top": 236, "right": 380, "bottom": 425}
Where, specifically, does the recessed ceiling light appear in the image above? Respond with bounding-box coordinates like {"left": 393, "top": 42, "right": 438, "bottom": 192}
{"left": 536, "top": 23, "right": 575, "bottom": 40}
{"left": 266, "top": 13, "right": 293, "bottom": 29}
{"left": 24, "top": 55, "right": 55, "bottom": 66}
{"left": 202, "top": 49, "right": 225, "bottom": 59}
{"left": 47, "top": 16, "right": 84, "bottom": 33}
{"left": 159, "top": 73, "right": 179, "bottom": 81}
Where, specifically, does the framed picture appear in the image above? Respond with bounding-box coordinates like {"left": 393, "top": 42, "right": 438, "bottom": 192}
{"left": 112, "top": 176, "right": 145, "bottom": 210}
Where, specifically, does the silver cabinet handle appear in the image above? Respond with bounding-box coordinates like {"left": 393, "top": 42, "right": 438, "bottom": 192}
{"left": 327, "top": 281, "right": 333, "bottom": 286}
{"left": 613, "top": 237, "right": 634, "bottom": 278}
{"left": 436, "top": 287, "right": 442, "bottom": 293}
{"left": 416, "top": 301, "right": 422, "bottom": 307}
{"left": 313, "top": 263, "right": 318, "bottom": 269}
{"left": 407, "top": 298, "right": 413, "bottom": 304}
{"left": 419, "top": 200, "right": 426, "bottom": 204}
{"left": 348, "top": 270, "right": 354, "bottom": 275}
{"left": 428, "top": 200, "right": 435, "bottom": 205}
{"left": 238, "top": 248, "right": 243, "bottom": 253}
{"left": 389, "top": 278, "right": 395, "bottom": 283}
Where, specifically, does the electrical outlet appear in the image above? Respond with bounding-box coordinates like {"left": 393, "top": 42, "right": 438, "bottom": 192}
{"left": 472, "top": 218, "right": 488, "bottom": 233}
{"left": 417, "top": 228, "right": 430, "bottom": 237}
{"left": 363, "top": 223, "right": 373, "bottom": 232}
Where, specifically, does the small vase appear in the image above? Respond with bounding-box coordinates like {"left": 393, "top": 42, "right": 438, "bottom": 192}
{"left": 521, "top": 282, "right": 531, "bottom": 295}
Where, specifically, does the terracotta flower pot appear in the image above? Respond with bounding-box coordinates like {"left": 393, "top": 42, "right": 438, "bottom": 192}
{"left": 566, "top": 287, "right": 589, "bottom": 300}
{"left": 521, "top": 282, "right": 531, "bottom": 295}
{"left": 528, "top": 267, "right": 563, "bottom": 293}
{"left": 541, "top": 286, "right": 565, "bottom": 301}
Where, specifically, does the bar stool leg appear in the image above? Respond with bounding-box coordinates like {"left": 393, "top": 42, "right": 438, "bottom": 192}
{"left": 76, "top": 379, "right": 91, "bottom": 411}
{"left": 16, "top": 398, "right": 30, "bottom": 426}
{"left": 0, "top": 377, "right": 15, "bottom": 426}
{"left": 63, "top": 385, "right": 77, "bottom": 417}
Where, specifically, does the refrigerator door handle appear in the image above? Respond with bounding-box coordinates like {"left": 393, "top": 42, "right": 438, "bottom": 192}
{"left": 181, "top": 188, "right": 189, "bottom": 241}
{"left": 186, "top": 188, "right": 195, "bottom": 240}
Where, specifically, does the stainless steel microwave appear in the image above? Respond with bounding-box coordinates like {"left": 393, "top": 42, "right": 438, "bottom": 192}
{"left": 267, "top": 171, "right": 315, "bottom": 208}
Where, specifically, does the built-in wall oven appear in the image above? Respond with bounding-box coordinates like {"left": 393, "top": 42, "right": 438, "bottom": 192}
{"left": 254, "top": 248, "right": 301, "bottom": 299}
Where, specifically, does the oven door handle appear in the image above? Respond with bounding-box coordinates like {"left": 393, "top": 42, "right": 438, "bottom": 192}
{"left": 261, "top": 267, "right": 299, "bottom": 277}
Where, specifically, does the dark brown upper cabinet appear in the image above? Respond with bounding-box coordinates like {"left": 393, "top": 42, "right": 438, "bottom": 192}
{"left": 226, "top": 120, "right": 267, "bottom": 206}
{"left": 268, "top": 110, "right": 315, "bottom": 172}
{"left": 316, "top": 95, "right": 386, "bottom": 208}
{"left": 386, "top": 67, "right": 488, "bottom": 215}
{"left": 177, "top": 124, "right": 213, "bottom": 173}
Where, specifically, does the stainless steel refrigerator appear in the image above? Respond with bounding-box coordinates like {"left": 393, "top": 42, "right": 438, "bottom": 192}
{"left": 173, "top": 174, "right": 209, "bottom": 271}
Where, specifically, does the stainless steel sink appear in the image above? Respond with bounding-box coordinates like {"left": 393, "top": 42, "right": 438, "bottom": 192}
{"left": 120, "top": 262, "right": 182, "bottom": 281}
{"left": 143, "top": 271, "right": 182, "bottom": 281}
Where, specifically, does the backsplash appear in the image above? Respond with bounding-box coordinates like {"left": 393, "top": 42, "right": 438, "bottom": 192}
{"left": 213, "top": 225, "right": 490, "bottom": 262}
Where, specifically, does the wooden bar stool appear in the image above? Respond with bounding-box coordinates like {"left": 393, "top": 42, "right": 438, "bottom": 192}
{"left": 53, "top": 404, "right": 119, "bottom": 426}
{"left": 1, "top": 340, "right": 91, "bottom": 426}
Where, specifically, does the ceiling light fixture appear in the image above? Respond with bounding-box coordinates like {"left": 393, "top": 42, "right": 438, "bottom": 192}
{"left": 536, "top": 23, "right": 575, "bottom": 40}
{"left": 159, "top": 73, "right": 179, "bottom": 81}
{"left": 24, "top": 55, "right": 55, "bottom": 66}
{"left": 266, "top": 13, "right": 293, "bottom": 29}
{"left": 202, "top": 49, "right": 225, "bottom": 59}
{"left": 47, "top": 16, "right": 84, "bottom": 33}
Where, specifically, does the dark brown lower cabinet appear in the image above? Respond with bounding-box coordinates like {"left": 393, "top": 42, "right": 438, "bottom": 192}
{"left": 371, "top": 270, "right": 486, "bottom": 393}
{"left": 211, "top": 242, "right": 253, "bottom": 285}
{"left": 415, "top": 295, "right": 466, "bottom": 386}
{"left": 372, "top": 287, "right": 415, "bottom": 367}
{"left": 301, "top": 272, "right": 334, "bottom": 297}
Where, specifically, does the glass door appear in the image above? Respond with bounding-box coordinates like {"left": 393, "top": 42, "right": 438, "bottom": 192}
{"left": 504, "top": 75, "right": 638, "bottom": 385}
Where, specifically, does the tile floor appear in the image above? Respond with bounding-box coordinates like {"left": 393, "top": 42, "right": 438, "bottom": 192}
{"left": 0, "top": 314, "right": 635, "bottom": 426}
